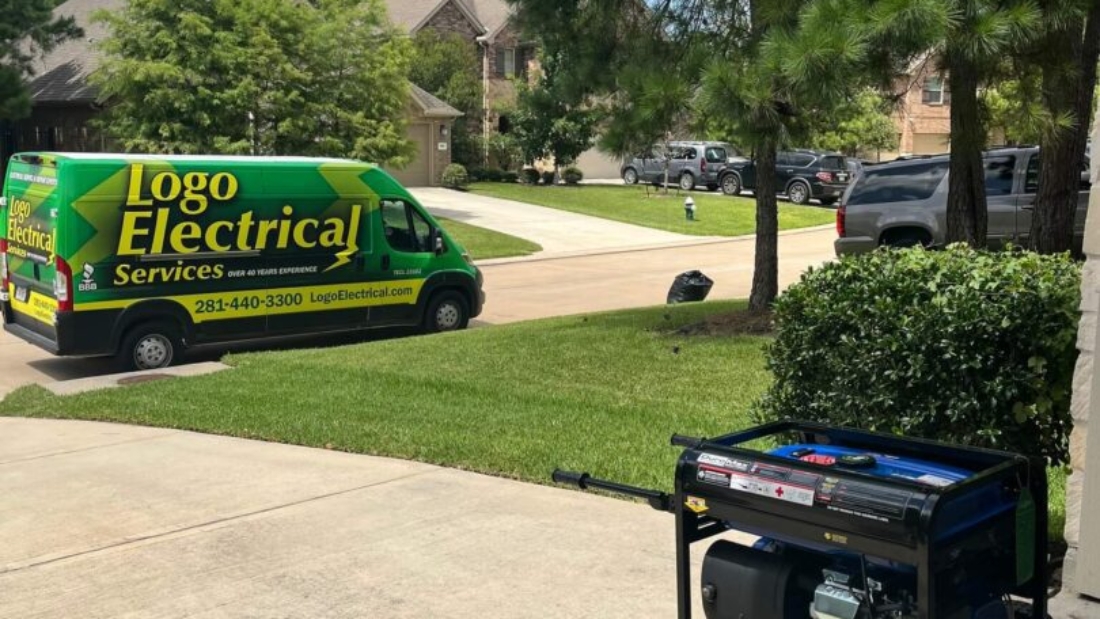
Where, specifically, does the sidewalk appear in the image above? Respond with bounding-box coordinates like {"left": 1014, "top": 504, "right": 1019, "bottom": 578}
{"left": 0, "top": 418, "right": 718, "bottom": 618}
{"left": 410, "top": 187, "right": 715, "bottom": 254}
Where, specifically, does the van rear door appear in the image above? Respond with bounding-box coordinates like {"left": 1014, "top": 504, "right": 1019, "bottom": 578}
{"left": 2, "top": 155, "right": 66, "bottom": 346}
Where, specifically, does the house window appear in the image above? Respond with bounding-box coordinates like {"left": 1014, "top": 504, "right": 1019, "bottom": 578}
{"left": 922, "top": 76, "right": 944, "bottom": 105}
{"left": 495, "top": 48, "right": 525, "bottom": 79}
{"left": 498, "top": 115, "right": 511, "bottom": 134}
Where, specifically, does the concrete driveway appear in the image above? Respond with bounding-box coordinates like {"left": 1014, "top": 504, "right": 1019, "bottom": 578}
{"left": 0, "top": 417, "right": 734, "bottom": 619}
{"left": 410, "top": 187, "right": 714, "bottom": 254}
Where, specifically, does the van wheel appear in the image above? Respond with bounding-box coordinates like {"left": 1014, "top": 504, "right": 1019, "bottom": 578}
{"left": 118, "top": 321, "right": 182, "bottom": 371}
{"left": 424, "top": 291, "right": 469, "bottom": 333}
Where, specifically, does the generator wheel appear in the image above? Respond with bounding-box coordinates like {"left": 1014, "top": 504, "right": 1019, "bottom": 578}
{"left": 118, "top": 321, "right": 183, "bottom": 371}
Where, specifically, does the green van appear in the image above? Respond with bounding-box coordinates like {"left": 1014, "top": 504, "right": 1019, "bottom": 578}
{"left": 0, "top": 153, "right": 484, "bottom": 370}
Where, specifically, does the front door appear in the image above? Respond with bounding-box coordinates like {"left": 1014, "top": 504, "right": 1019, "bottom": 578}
{"left": 369, "top": 198, "right": 438, "bottom": 326}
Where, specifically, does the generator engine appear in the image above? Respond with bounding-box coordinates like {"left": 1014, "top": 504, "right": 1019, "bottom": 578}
{"left": 553, "top": 421, "right": 1048, "bottom": 619}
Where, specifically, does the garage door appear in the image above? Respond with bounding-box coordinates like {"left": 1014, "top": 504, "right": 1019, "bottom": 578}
{"left": 386, "top": 123, "right": 431, "bottom": 187}
{"left": 911, "top": 133, "right": 949, "bottom": 155}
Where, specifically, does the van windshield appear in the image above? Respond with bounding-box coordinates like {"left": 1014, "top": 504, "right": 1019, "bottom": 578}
{"left": 847, "top": 161, "right": 950, "bottom": 205}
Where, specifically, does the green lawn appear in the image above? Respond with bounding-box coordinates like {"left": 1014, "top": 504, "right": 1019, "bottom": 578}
{"left": 437, "top": 217, "right": 541, "bottom": 260}
{"left": 469, "top": 183, "right": 836, "bottom": 236}
{"left": 0, "top": 299, "right": 1066, "bottom": 538}
{"left": 0, "top": 301, "right": 770, "bottom": 492}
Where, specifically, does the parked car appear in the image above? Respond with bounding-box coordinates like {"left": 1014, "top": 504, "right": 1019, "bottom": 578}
{"left": 620, "top": 141, "right": 739, "bottom": 191}
{"left": 717, "top": 149, "right": 853, "bottom": 205}
{"left": 834, "top": 146, "right": 1092, "bottom": 256}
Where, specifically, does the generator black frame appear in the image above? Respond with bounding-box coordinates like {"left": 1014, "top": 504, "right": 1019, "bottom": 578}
{"left": 553, "top": 420, "right": 1049, "bottom": 619}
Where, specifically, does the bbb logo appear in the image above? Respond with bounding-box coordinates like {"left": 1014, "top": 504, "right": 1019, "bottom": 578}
{"left": 78, "top": 262, "right": 98, "bottom": 292}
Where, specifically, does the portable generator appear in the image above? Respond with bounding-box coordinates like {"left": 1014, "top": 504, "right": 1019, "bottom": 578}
{"left": 552, "top": 421, "right": 1048, "bottom": 619}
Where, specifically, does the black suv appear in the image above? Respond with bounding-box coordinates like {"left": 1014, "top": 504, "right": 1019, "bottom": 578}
{"left": 718, "top": 149, "right": 853, "bottom": 205}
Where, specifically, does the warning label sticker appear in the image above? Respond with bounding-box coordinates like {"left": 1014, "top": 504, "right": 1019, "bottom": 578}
{"left": 728, "top": 471, "right": 815, "bottom": 506}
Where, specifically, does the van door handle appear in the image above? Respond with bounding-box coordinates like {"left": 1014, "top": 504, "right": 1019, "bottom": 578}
{"left": 381, "top": 254, "right": 390, "bottom": 270}
{"left": 1021, "top": 202, "right": 1035, "bottom": 211}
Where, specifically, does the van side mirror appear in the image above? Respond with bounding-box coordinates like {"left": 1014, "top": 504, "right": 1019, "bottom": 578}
{"left": 432, "top": 229, "right": 445, "bottom": 255}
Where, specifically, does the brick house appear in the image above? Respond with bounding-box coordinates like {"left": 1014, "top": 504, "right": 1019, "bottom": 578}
{"left": 1, "top": 0, "right": 462, "bottom": 186}
{"left": 385, "top": 0, "right": 533, "bottom": 155}
{"left": 889, "top": 58, "right": 953, "bottom": 158}
{"left": 388, "top": 0, "right": 624, "bottom": 179}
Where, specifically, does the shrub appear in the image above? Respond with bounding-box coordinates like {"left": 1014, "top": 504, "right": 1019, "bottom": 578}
{"left": 501, "top": 171, "right": 519, "bottom": 183}
{"left": 521, "top": 168, "right": 541, "bottom": 185}
{"left": 467, "top": 167, "right": 485, "bottom": 182}
{"left": 441, "top": 164, "right": 468, "bottom": 189}
{"left": 562, "top": 166, "right": 584, "bottom": 185}
{"left": 753, "top": 245, "right": 1081, "bottom": 464}
{"left": 482, "top": 168, "right": 504, "bottom": 182}
{"left": 541, "top": 170, "right": 557, "bottom": 185}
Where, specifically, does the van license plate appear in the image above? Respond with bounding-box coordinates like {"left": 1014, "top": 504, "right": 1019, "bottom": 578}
{"left": 14, "top": 286, "right": 28, "bottom": 303}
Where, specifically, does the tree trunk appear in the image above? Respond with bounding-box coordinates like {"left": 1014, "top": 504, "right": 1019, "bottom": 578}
{"left": 749, "top": 136, "right": 779, "bottom": 312}
{"left": 944, "top": 51, "right": 988, "bottom": 247}
{"left": 1031, "top": 2, "right": 1100, "bottom": 253}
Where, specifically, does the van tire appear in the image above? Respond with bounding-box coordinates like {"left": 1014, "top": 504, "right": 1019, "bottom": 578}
{"left": 423, "top": 291, "right": 469, "bottom": 333}
{"left": 117, "top": 321, "right": 183, "bottom": 372}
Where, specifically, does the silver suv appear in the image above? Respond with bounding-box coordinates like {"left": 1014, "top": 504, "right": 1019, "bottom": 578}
{"left": 620, "top": 141, "right": 744, "bottom": 191}
{"left": 835, "top": 147, "right": 1092, "bottom": 255}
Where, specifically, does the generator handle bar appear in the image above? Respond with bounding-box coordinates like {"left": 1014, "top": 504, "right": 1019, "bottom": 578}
{"left": 551, "top": 469, "right": 673, "bottom": 512}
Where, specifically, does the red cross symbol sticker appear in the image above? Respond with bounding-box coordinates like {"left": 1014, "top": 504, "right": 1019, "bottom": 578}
{"left": 775, "top": 487, "right": 784, "bottom": 498}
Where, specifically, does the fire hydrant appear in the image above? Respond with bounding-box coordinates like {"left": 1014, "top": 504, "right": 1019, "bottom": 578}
{"left": 684, "top": 196, "right": 696, "bottom": 221}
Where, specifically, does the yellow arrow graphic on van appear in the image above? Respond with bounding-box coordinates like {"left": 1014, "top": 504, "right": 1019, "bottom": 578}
{"left": 318, "top": 164, "right": 378, "bottom": 272}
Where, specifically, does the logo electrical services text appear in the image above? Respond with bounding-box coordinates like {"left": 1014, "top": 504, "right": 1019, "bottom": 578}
{"left": 113, "top": 164, "right": 362, "bottom": 286}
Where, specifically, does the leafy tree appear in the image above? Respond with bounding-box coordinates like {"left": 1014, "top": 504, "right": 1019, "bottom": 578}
{"left": 511, "top": 61, "right": 599, "bottom": 178}
{"left": 408, "top": 29, "right": 483, "bottom": 167}
{"left": 92, "top": 0, "right": 413, "bottom": 164}
{"left": 0, "top": 0, "right": 81, "bottom": 120}
{"left": 807, "top": 89, "right": 898, "bottom": 159}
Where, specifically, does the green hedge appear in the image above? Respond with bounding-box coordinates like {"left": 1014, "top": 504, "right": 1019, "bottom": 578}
{"left": 754, "top": 245, "right": 1081, "bottom": 464}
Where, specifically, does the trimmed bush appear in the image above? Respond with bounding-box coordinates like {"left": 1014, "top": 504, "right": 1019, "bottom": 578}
{"left": 541, "top": 170, "right": 556, "bottom": 185}
{"left": 521, "top": 168, "right": 541, "bottom": 185}
{"left": 441, "top": 164, "right": 468, "bottom": 189}
{"left": 482, "top": 168, "right": 504, "bottom": 182}
{"left": 501, "top": 171, "right": 519, "bottom": 184}
{"left": 562, "top": 166, "right": 584, "bottom": 185}
{"left": 754, "top": 245, "right": 1081, "bottom": 464}
{"left": 467, "top": 167, "right": 485, "bottom": 182}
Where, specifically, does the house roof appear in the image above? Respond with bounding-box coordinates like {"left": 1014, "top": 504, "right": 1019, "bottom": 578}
{"left": 28, "top": 0, "right": 462, "bottom": 120}
{"left": 28, "top": 0, "right": 121, "bottom": 104}
{"left": 385, "top": 0, "right": 513, "bottom": 40}
{"left": 409, "top": 84, "right": 463, "bottom": 118}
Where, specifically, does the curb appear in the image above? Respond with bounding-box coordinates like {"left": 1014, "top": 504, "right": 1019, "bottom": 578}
{"left": 43, "top": 361, "right": 232, "bottom": 397}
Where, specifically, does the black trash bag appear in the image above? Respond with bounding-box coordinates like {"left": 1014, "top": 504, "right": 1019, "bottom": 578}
{"left": 667, "top": 270, "right": 714, "bottom": 304}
